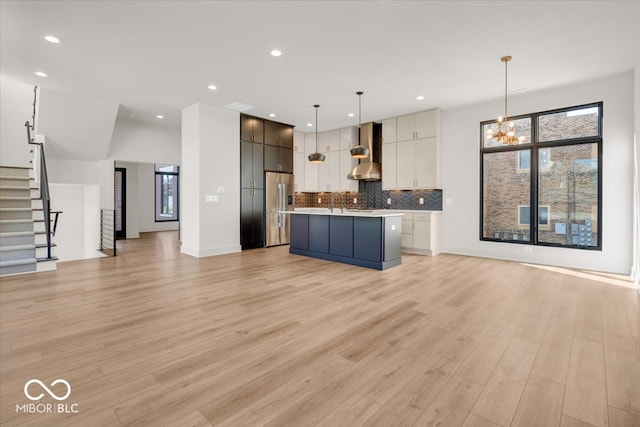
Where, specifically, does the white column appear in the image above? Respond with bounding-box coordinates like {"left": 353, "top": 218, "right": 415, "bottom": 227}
{"left": 181, "top": 103, "right": 241, "bottom": 257}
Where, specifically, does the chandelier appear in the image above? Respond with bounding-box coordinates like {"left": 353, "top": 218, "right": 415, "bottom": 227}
{"left": 486, "top": 55, "right": 525, "bottom": 145}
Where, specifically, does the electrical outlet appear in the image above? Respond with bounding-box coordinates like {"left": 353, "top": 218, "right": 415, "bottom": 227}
{"left": 419, "top": 197, "right": 424, "bottom": 205}
{"left": 318, "top": 197, "right": 321, "bottom": 203}
{"left": 353, "top": 198, "right": 357, "bottom": 204}
{"left": 387, "top": 198, "right": 391, "bottom": 205}
{"left": 523, "top": 246, "right": 533, "bottom": 252}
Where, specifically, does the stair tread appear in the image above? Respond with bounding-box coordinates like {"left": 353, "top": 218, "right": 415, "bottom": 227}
{"left": 0, "top": 186, "right": 36, "bottom": 190}
{"left": 36, "top": 256, "right": 58, "bottom": 262}
{"left": 0, "top": 231, "right": 36, "bottom": 237}
{"left": 0, "top": 244, "right": 36, "bottom": 251}
{"left": 35, "top": 243, "right": 57, "bottom": 248}
{"left": 0, "top": 197, "right": 32, "bottom": 200}
{"left": 0, "top": 258, "right": 36, "bottom": 267}
{"left": 0, "top": 175, "right": 30, "bottom": 180}
{"left": 0, "top": 219, "right": 34, "bottom": 223}
{"left": 0, "top": 208, "right": 33, "bottom": 211}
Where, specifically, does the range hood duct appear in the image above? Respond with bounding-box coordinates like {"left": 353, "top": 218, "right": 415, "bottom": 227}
{"left": 347, "top": 122, "right": 381, "bottom": 181}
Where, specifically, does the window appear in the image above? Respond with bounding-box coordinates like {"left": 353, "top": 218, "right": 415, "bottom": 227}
{"left": 481, "top": 102, "right": 602, "bottom": 249}
{"left": 517, "top": 148, "right": 550, "bottom": 171}
{"left": 518, "top": 206, "right": 550, "bottom": 226}
{"left": 155, "top": 164, "right": 179, "bottom": 222}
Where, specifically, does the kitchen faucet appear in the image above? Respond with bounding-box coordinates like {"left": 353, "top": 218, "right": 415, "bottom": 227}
{"left": 330, "top": 192, "right": 344, "bottom": 213}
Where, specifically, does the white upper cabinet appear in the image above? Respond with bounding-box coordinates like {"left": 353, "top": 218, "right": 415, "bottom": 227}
{"left": 293, "top": 151, "right": 305, "bottom": 191}
{"left": 389, "top": 108, "right": 442, "bottom": 189}
{"left": 294, "top": 131, "right": 305, "bottom": 152}
{"left": 304, "top": 133, "right": 317, "bottom": 154}
{"left": 339, "top": 127, "right": 358, "bottom": 151}
{"left": 396, "top": 113, "right": 416, "bottom": 142}
{"left": 327, "top": 130, "right": 340, "bottom": 152}
{"left": 382, "top": 118, "right": 397, "bottom": 144}
{"left": 305, "top": 161, "right": 319, "bottom": 192}
{"left": 317, "top": 132, "right": 330, "bottom": 153}
{"left": 382, "top": 142, "right": 397, "bottom": 190}
{"left": 340, "top": 150, "right": 358, "bottom": 191}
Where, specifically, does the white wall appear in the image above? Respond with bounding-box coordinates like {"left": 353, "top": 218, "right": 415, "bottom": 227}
{"left": 634, "top": 63, "right": 640, "bottom": 288}
{"left": 109, "top": 117, "right": 181, "bottom": 164}
{"left": 181, "top": 103, "right": 240, "bottom": 257}
{"left": 49, "top": 184, "right": 103, "bottom": 262}
{"left": 0, "top": 77, "right": 34, "bottom": 167}
{"left": 47, "top": 158, "right": 100, "bottom": 185}
{"left": 442, "top": 72, "right": 634, "bottom": 274}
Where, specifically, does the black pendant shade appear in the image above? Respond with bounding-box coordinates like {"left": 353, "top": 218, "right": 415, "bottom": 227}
{"left": 350, "top": 91, "right": 370, "bottom": 158}
{"left": 308, "top": 104, "right": 325, "bottom": 163}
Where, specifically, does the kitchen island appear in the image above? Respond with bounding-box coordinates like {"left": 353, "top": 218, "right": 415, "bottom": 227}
{"left": 284, "top": 208, "right": 403, "bottom": 270}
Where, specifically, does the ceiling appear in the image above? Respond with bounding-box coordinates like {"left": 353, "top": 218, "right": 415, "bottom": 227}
{"left": 2, "top": 1, "right": 639, "bottom": 131}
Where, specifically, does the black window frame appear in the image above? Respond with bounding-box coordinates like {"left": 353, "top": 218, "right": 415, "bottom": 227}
{"left": 155, "top": 164, "right": 180, "bottom": 223}
{"left": 480, "top": 101, "right": 603, "bottom": 250}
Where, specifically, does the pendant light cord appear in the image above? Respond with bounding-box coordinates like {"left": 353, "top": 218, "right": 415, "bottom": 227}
{"left": 315, "top": 105, "right": 319, "bottom": 151}
{"left": 504, "top": 59, "right": 508, "bottom": 122}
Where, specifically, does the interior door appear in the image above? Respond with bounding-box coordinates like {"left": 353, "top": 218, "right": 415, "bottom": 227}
{"left": 115, "top": 167, "right": 126, "bottom": 239}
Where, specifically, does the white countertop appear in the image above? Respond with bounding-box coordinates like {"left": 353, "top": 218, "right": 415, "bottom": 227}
{"left": 282, "top": 208, "right": 404, "bottom": 218}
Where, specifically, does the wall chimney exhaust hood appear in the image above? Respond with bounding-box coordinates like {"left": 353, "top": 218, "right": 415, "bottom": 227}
{"left": 347, "top": 122, "right": 381, "bottom": 181}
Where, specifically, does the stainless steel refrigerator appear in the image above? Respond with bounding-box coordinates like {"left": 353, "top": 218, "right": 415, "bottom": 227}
{"left": 265, "top": 172, "right": 294, "bottom": 247}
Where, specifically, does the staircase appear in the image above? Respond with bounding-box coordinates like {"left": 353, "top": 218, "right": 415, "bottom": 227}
{"left": 0, "top": 166, "right": 57, "bottom": 276}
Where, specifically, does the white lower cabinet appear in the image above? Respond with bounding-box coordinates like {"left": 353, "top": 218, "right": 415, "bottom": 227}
{"left": 399, "top": 211, "right": 442, "bottom": 255}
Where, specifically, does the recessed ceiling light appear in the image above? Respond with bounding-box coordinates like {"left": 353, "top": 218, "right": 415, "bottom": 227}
{"left": 307, "top": 123, "right": 313, "bottom": 127}
{"left": 270, "top": 49, "right": 282, "bottom": 57}
{"left": 269, "top": 113, "right": 276, "bottom": 118}
{"left": 207, "top": 84, "right": 217, "bottom": 90}
{"left": 34, "top": 71, "right": 47, "bottom": 77}
{"left": 348, "top": 113, "right": 355, "bottom": 117}
{"left": 416, "top": 95, "right": 425, "bottom": 101}
{"left": 44, "top": 35, "right": 60, "bottom": 44}
{"left": 156, "top": 115, "right": 164, "bottom": 119}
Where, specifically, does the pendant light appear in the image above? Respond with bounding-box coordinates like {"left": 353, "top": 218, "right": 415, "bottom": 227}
{"left": 350, "top": 91, "right": 370, "bottom": 158}
{"left": 308, "top": 104, "right": 325, "bottom": 163}
{"left": 486, "top": 55, "right": 525, "bottom": 145}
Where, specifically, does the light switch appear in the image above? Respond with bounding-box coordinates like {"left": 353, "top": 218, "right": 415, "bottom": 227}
{"left": 205, "top": 195, "right": 218, "bottom": 202}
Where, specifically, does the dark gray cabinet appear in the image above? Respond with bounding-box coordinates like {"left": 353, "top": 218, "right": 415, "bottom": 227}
{"left": 289, "top": 213, "right": 402, "bottom": 270}
{"left": 241, "top": 188, "right": 264, "bottom": 249}
{"left": 308, "top": 215, "right": 329, "bottom": 253}
{"left": 241, "top": 141, "right": 264, "bottom": 189}
{"left": 329, "top": 216, "right": 353, "bottom": 257}
{"left": 354, "top": 217, "right": 382, "bottom": 262}
{"left": 290, "top": 214, "right": 309, "bottom": 250}
{"left": 240, "top": 114, "right": 294, "bottom": 250}
{"left": 240, "top": 115, "right": 264, "bottom": 143}
{"left": 264, "top": 145, "right": 293, "bottom": 173}
{"left": 265, "top": 121, "right": 294, "bottom": 148}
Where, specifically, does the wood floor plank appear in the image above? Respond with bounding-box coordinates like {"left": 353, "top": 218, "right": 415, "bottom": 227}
{"left": 314, "top": 393, "right": 381, "bottom": 427}
{"left": 608, "top": 405, "right": 640, "bottom": 427}
{"left": 361, "top": 355, "right": 460, "bottom": 427}
{"left": 1, "top": 231, "right": 638, "bottom": 426}
{"left": 471, "top": 336, "right": 540, "bottom": 426}
{"left": 563, "top": 337, "right": 609, "bottom": 427}
{"left": 462, "top": 412, "right": 501, "bottom": 427}
{"left": 511, "top": 374, "right": 565, "bottom": 427}
{"left": 413, "top": 375, "right": 484, "bottom": 427}
{"left": 603, "top": 334, "right": 640, "bottom": 416}
{"left": 530, "top": 319, "right": 575, "bottom": 384}
{"left": 561, "top": 413, "right": 599, "bottom": 427}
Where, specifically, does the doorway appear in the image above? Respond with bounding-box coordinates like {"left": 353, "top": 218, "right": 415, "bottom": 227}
{"left": 115, "top": 167, "right": 126, "bottom": 239}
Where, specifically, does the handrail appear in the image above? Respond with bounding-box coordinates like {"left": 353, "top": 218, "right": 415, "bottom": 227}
{"left": 25, "top": 120, "right": 55, "bottom": 259}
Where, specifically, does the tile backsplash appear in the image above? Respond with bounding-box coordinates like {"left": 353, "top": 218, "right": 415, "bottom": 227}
{"left": 294, "top": 181, "right": 442, "bottom": 211}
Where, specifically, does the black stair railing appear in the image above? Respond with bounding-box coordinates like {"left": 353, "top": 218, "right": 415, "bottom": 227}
{"left": 25, "top": 120, "right": 55, "bottom": 259}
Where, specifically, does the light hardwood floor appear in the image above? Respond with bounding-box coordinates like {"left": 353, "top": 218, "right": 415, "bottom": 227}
{"left": 1, "top": 231, "right": 638, "bottom": 427}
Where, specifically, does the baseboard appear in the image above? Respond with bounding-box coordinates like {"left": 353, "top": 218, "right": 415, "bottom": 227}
{"left": 180, "top": 245, "right": 242, "bottom": 258}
